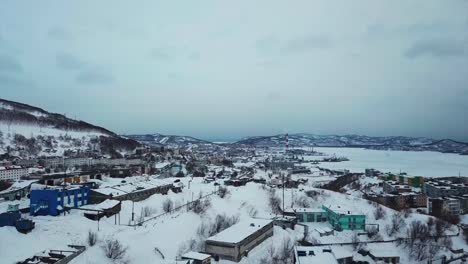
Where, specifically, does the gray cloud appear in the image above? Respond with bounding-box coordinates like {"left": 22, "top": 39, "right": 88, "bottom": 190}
{"left": 405, "top": 39, "right": 466, "bottom": 58}
{"left": 0, "top": 55, "right": 23, "bottom": 73}
{"left": 48, "top": 27, "right": 72, "bottom": 40}
{"left": 282, "top": 34, "right": 333, "bottom": 53}
{"left": 1, "top": 0, "right": 468, "bottom": 141}
{"left": 76, "top": 70, "right": 114, "bottom": 85}
{"left": 0, "top": 74, "right": 31, "bottom": 88}
{"left": 148, "top": 47, "right": 174, "bottom": 61}
{"left": 56, "top": 53, "right": 86, "bottom": 70}
{"left": 256, "top": 35, "right": 280, "bottom": 52}
{"left": 188, "top": 51, "right": 200, "bottom": 61}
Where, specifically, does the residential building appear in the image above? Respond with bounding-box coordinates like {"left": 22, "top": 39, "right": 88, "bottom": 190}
{"left": 366, "top": 192, "right": 427, "bottom": 209}
{"left": 428, "top": 197, "right": 461, "bottom": 216}
{"left": 382, "top": 181, "right": 412, "bottom": 193}
{"left": 205, "top": 219, "right": 273, "bottom": 262}
{"left": 423, "top": 179, "right": 468, "bottom": 198}
{"left": 0, "top": 166, "right": 28, "bottom": 181}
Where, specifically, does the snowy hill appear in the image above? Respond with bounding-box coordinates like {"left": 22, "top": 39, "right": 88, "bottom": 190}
{"left": 0, "top": 98, "right": 140, "bottom": 158}
{"left": 236, "top": 134, "right": 468, "bottom": 155}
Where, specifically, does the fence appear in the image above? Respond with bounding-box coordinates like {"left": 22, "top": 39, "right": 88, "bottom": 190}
{"left": 128, "top": 190, "right": 220, "bottom": 227}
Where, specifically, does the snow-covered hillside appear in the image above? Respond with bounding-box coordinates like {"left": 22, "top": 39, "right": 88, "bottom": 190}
{"left": 0, "top": 98, "right": 139, "bottom": 158}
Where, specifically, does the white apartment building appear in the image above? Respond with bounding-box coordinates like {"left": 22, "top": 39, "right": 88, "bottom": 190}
{"left": 0, "top": 166, "right": 29, "bottom": 181}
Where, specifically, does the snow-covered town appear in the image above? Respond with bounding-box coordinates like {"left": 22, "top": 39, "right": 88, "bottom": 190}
{"left": 2, "top": 132, "right": 468, "bottom": 263}
{"left": 2, "top": 1, "right": 468, "bottom": 263}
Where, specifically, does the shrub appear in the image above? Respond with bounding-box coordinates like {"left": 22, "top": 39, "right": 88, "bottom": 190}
{"left": 367, "top": 226, "right": 379, "bottom": 239}
{"left": 162, "top": 198, "right": 174, "bottom": 213}
{"left": 102, "top": 239, "right": 128, "bottom": 261}
{"left": 87, "top": 231, "right": 98, "bottom": 247}
{"left": 247, "top": 206, "right": 258, "bottom": 217}
{"left": 142, "top": 206, "right": 155, "bottom": 217}
{"left": 191, "top": 198, "right": 211, "bottom": 215}
{"left": 218, "top": 186, "right": 230, "bottom": 199}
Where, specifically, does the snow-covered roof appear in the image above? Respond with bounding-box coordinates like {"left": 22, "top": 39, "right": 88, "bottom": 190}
{"left": 0, "top": 180, "right": 37, "bottom": 194}
{"left": 206, "top": 218, "right": 272, "bottom": 244}
{"left": 366, "top": 244, "right": 400, "bottom": 258}
{"left": 287, "top": 208, "right": 325, "bottom": 213}
{"left": 295, "top": 246, "right": 338, "bottom": 264}
{"left": 96, "top": 199, "right": 120, "bottom": 210}
{"left": 92, "top": 179, "right": 173, "bottom": 196}
{"left": 181, "top": 251, "right": 211, "bottom": 260}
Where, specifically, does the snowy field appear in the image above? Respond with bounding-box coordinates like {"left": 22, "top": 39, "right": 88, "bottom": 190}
{"left": 313, "top": 147, "right": 468, "bottom": 177}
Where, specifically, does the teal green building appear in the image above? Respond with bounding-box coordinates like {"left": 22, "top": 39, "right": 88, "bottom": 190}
{"left": 286, "top": 205, "right": 366, "bottom": 231}
{"left": 322, "top": 205, "right": 366, "bottom": 231}
{"left": 288, "top": 208, "right": 328, "bottom": 223}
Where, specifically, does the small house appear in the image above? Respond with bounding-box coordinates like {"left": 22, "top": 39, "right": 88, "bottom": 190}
{"left": 181, "top": 252, "right": 211, "bottom": 264}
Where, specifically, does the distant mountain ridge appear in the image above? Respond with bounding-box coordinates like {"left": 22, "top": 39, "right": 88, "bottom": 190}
{"left": 235, "top": 134, "right": 468, "bottom": 155}
{"left": 126, "top": 133, "right": 215, "bottom": 148}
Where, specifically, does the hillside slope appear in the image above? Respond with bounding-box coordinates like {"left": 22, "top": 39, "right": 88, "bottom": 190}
{"left": 0, "top": 98, "right": 139, "bottom": 158}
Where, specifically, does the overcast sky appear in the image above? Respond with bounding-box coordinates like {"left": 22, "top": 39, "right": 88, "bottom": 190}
{"left": 1, "top": 1, "right": 468, "bottom": 141}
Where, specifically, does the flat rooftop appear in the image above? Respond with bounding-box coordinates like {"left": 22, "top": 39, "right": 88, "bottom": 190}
{"left": 206, "top": 218, "right": 272, "bottom": 244}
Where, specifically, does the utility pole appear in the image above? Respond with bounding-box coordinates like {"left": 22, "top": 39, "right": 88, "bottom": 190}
{"left": 131, "top": 201, "right": 135, "bottom": 223}
{"left": 282, "top": 173, "right": 285, "bottom": 217}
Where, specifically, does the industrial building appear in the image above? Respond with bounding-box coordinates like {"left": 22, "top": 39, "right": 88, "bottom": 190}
{"left": 322, "top": 205, "right": 366, "bottom": 231}
{"left": 285, "top": 205, "right": 366, "bottom": 231}
{"left": 89, "top": 179, "right": 174, "bottom": 203}
{"left": 205, "top": 218, "right": 273, "bottom": 262}
{"left": 284, "top": 208, "right": 327, "bottom": 223}
{"left": 30, "top": 185, "right": 91, "bottom": 216}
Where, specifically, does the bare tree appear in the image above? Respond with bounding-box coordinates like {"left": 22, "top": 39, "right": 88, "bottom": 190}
{"left": 435, "top": 219, "right": 449, "bottom": 237}
{"left": 373, "top": 205, "right": 386, "bottom": 220}
{"left": 351, "top": 232, "right": 360, "bottom": 250}
{"left": 268, "top": 189, "right": 282, "bottom": 215}
{"left": 386, "top": 212, "right": 405, "bottom": 236}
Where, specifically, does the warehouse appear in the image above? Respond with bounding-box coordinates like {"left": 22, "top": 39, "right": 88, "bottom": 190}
{"left": 30, "top": 185, "right": 90, "bottom": 216}
{"left": 89, "top": 179, "right": 174, "bottom": 203}
{"left": 205, "top": 218, "right": 273, "bottom": 262}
